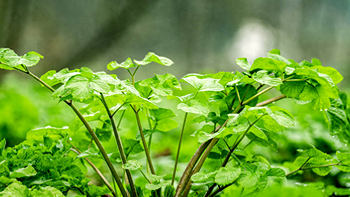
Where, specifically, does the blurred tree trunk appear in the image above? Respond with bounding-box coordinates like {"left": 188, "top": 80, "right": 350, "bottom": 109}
{"left": 57, "top": 0, "right": 160, "bottom": 70}
{"left": 0, "top": 0, "right": 31, "bottom": 80}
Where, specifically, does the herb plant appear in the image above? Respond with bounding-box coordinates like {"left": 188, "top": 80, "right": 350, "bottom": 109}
{"left": 0, "top": 47, "right": 349, "bottom": 197}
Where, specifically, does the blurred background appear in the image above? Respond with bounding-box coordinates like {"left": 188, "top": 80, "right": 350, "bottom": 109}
{"left": 0, "top": 0, "right": 350, "bottom": 192}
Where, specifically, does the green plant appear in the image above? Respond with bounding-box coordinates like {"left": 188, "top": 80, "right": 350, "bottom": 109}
{"left": 0, "top": 47, "right": 349, "bottom": 197}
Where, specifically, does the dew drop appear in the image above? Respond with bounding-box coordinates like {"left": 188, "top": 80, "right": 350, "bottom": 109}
{"left": 69, "top": 138, "right": 72, "bottom": 141}
{"left": 272, "top": 102, "right": 275, "bottom": 104}
{"left": 332, "top": 136, "right": 335, "bottom": 138}
{"left": 325, "top": 109, "right": 328, "bottom": 111}
{"left": 320, "top": 109, "right": 323, "bottom": 111}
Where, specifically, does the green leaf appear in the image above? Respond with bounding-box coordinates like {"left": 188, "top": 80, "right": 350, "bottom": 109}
{"left": 122, "top": 160, "right": 142, "bottom": 170}
{"left": 0, "top": 139, "right": 6, "bottom": 156}
{"left": 312, "top": 66, "right": 343, "bottom": 84}
{"left": 214, "top": 167, "right": 241, "bottom": 186}
{"left": 299, "top": 83, "right": 338, "bottom": 110}
{"left": 40, "top": 70, "right": 61, "bottom": 87}
{"left": 30, "top": 186, "right": 65, "bottom": 197}
{"left": 0, "top": 49, "right": 43, "bottom": 69}
{"left": 0, "top": 182, "right": 29, "bottom": 197}
{"left": 26, "top": 126, "right": 69, "bottom": 142}
{"left": 156, "top": 119, "right": 178, "bottom": 132}
{"left": 134, "top": 52, "right": 173, "bottom": 66}
{"left": 0, "top": 64, "right": 14, "bottom": 71}
{"left": 138, "top": 73, "right": 181, "bottom": 96}
{"left": 111, "top": 93, "right": 158, "bottom": 109}
{"left": 145, "top": 173, "right": 165, "bottom": 183}
{"left": 145, "top": 181, "right": 170, "bottom": 190}
{"left": 236, "top": 58, "right": 251, "bottom": 70}
{"left": 237, "top": 169, "right": 259, "bottom": 188}
{"left": 10, "top": 165, "right": 37, "bottom": 178}
{"left": 250, "top": 57, "right": 286, "bottom": 73}
{"left": 249, "top": 126, "right": 268, "bottom": 141}
{"left": 177, "top": 99, "right": 209, "bottom": 115}
{"left": 191, "top": 171, "right": 217, "bottom": 183}
{"left": 267, "top": 52, "right": 291, "bottom": 64}
{"left": 164, "top": 185, "right": 175, "bottom": 197}
{"left": 107, "top": 58, "right": 135, "bottom": 70}
{"left": 269, "top": 49, "right": 281, "bottom": 55}
{"left": 279, "top": 81, "right": 305, "bottom": 98}
{"left": 181, "top": 75, "right": 224, "bottom": 92}
{"left": 252, "top": 70, "right": 282, "bottom": 86}
{"left": 123, "top": 139, "right": 144, "bottom": 156}
{"left": 150, "top": 108, "right": 176, "bottom": 121}
{"left": 77, "top": 148, "right": 101, "bottom": 159}
{"left": 336, "top": 152, "right": 350, "bottom": 172}
{"left": 258, "top": 168, "right": 286, "bottom": 190}
{"left": 95, "top": 127, "right": 112, "bottom": 142}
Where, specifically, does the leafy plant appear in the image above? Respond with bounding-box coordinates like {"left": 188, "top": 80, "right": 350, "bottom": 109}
{"left": 0, "top": 47, "right": 349, "bottom": 197}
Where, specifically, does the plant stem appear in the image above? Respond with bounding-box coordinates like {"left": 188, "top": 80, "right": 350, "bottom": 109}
{"left": 26, "top": 71, "right": 128, "bottom": 197}
{"left": 242, "top": 137, "right": 255, "bottom": 150}
{"left": 256, "top": 95, "right": 286, "bottom": 107}
{"left": 139, "top": 169, "right": 152, "bottom": 184}
{"left": 235, "top": 86, "right": 242, "bottom": 104}
{"left": 285, "top": 158, "right": 342, "bottom": 177}
{"left": 70, "top": 104, "right": 127, "bottom": 197}
{"left": 117, "top": 110, "right": 126, "bottom": 128}
{"left": 284, "top": 79, "right": 306, "bottom": 82}
{"left": 175, "top": 86, "right": 275, "bottom": 197}
{"left": 174, "top": 140, "right": 211, "bottom": 197}
{"left": 171, "top": 112, "right": 188, "bottom": 185}
{"left": 242, "top": 86, "right": 274, "bottom": 105}
{"left": 100, "top": 93, "right": 138, "bottom": 197}
{"left": 204, "top": 116, "right": 263, "bottom": 197}
{"left": 182, "top": 138, "right": 219, "bottom": 196}
{"left": 70, "top": 148, "right": 117, "bottom": 197}
{"left": 207, "top": 183, "right": 234, "bottom": 197}
{"left": 134, "top": 109, "right": 156, "bottom": 174}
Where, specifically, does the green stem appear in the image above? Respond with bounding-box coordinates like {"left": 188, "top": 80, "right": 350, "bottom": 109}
{"left": 182, "top": 137, "right": 218, "bottom": 196}
{"left": 207, "top": 183, "right": 234, "bottom": 197}
{"left": 171, "top": 112, "right": 188, "bottom": 185}
{"left": 205, "top": 116, "right": 263, "bottom": 197}
{"left": 235, "top": 85, "right": 242, "bottom": 104}
{"left": 26, "top": 71, "right": 128, "bottom": 197}
{"left": 134, "top": 108, "right": 156, "bottom": 174}
{"left": 70, "top": 148, "right": 117, "bottom": 197}
{"left": 242, "top": 86, "right": 274, "bottom": 105}
{"left": 117, "top": 110, "right": 126, "bottom": 128}
{"left": 256, "top": 95, "right": 286, "bottom": 107}
{"left": 111, "top": 103, "right": 126, "bottom": 117}
{"left": 242, "top": 137, "right": 255, "bottom": 150}
{"left": 284, "top": 78, "right": 306, "bottom": 82}
{"left": 285, "top": 158, "right": 343, "bottom": 177}
{"left": 139, "top": 169, "right": 152, "bottom": 184}
{"left": 175, "top": 86, "right": 275, "bottom": 197}
{"left": 100, "top": 93, "right": 138, "bottom": 197}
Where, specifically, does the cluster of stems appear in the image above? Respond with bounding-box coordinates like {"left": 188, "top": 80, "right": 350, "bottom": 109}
{"left": 13, "top": 63, "right": 323, "bottom": 197}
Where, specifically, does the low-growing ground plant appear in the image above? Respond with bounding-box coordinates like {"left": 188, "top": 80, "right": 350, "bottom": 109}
{"left": 0, "top": 48, "right": 349, "bottom": 197}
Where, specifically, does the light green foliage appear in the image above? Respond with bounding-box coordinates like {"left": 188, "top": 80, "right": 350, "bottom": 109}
{"left": 0, "top": 48, "right": 43, "bottom": 71}
{"left": 181, "top": 75, "right": 225, "bottom": 92}
{"left": 138, "top": 73, "right": 181, "bottom": 96}
{"left": 252, "top": 70, "right": 282, "bottom": 86}
{"left": 107, "top": 58, "right": 135, "bottom": 70}
{"left": 177, "top": 99, "right": 209, "bottom": 115}
{"left": 236, "top": 58, "right": 251, "bottom": 70}
{"left": 134, "top": 52, "right": 174, "bottom": 66}
{"left": 0, "top": 47, "right": 349, "bottom": 197}
{"left": 122, "top": 160, "right": 142, "bottom": 170}
{"left": 10, "top": 165, "right": 37, "bottom": 178}
{"left": 214, "top": 167, "right": 241, "bottom": 186}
